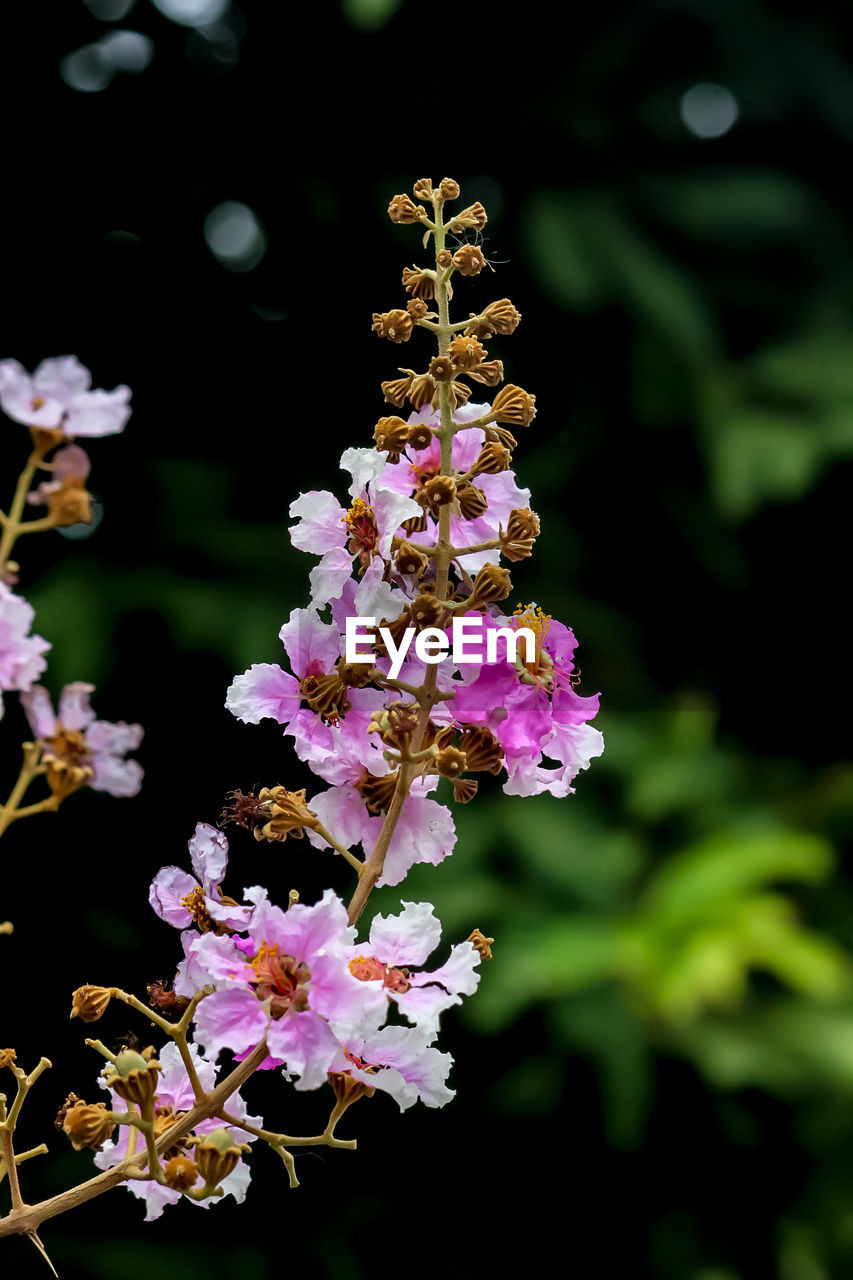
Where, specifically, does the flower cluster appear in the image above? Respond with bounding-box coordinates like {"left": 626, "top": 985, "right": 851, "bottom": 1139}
{"left": 0, "top": 357, "right": 142, "bottom": 856}
{"left": 0, "top": 178, "right": 601, "bottom": 1252}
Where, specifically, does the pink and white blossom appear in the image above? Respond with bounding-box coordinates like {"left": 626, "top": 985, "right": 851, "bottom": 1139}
{"left": 149, "top": 823, "right": 250, "bottom": 932}
{"left": 21, "top": 680, "right": 143, "bottom": 795}
{"left": 0, "top": 356, "right": 131, "bottom": 437}
{"left": 0, "top": 583, "right": 50, "bottom": 719}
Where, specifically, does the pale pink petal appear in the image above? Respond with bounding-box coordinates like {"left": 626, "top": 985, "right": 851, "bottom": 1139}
{"left": 57, "top": 681, "right": 96, "bottom": 731}
{"left": 265, "top": 1010, "right": 341, "bottom": 1090}
{"left": 192, "top": 988, "right": 269, "bottom": 1060}
{"left": 188, "top": 822, "right": 229, "bottom": 892}
{"left": 225, "top": 663, "right": 299, "bottom": 726}
{"left": 278, "top": 608, "right": 341, "bottom": 677}
{"left": 148, "top": 866, "right": 197, "bottom": 927}
{"left": 19, "top": 685, "right": 56, "bottom": 738}
{"left": 288, "top": 490, "right": 346, "bottom": 554}
{"left": 369, "top": 900, "right": 442, "bottom": 968}
{"left": 64, "top": 385, "right": 131, "bottom": 437}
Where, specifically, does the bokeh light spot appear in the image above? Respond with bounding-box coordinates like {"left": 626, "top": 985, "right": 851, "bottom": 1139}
{"left": 680, "top": 83, "right": 739, "bottom": 139}
{"left": 204, "top": 202, "right": 266, "bottom": 272}
{"left": 99, "top": 31, "right": 154, "bottom": 73}
{"left": 151, "top": 0, "right": 228, "bottom": 26}
{"left": 60, "top": 44, "right": 115, "bottom": 93}
{"left": 84, "top": 0, "right": 137, "bottom": 18}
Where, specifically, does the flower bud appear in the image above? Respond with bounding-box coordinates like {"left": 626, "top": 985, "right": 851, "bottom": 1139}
{"left": 395, "top": 540, "right": 429, "bottom": 576}
{"left": 372, "top": 310, "right": 414, "bottom": 343}
{"left": 368, "top": 702, "right": 420, "bottom": 753}
{"left": 491, "top": 383, "right": 536, "bottom": 427}
{"left": 466, "top": 297, "right": 521, "bottom": 339}
{"left": 163, "top": 1154, "right": 199, "bottom": 1191}
{"left": 373, "top": 415, "right": 409, "bottom": 462}
{"left": 467, "top": 928, "right": 495, "bottom": 960}
{"left": 381, "top": 372, "right": 414, "bottom": 408}
{"left": 435, "top": 745, "right": 468, "bottom": 779}
{"left": 437, "top": 177, "right": 460, "bottom": 203}
{"left": 452, "top": 245, "right": 486, "bottom": 277}
{"left": 458, "top": 726, "right": 504, "bottom": 774}
{"left": 485, "top": 425, "right": 518, "bottom": 450}
{"left": 406, "top": 422, "right": 433, "bottom": 451}
{"left": 194, "top": 1128, "right": 249, "bottom": 1188}
{"left": 468, "top": 359, "right": 504, "bottom": 387}
{"left": 107, "top": 1049, "right": 161, "bottom": 1109}
{"left": 387, "top": 194, "right": 427, "bottom": 225}
{"left": 456, "top": 481, "right": 489, "bottom": 520}
{"left": 328, "top": 1071, "right": 375, "bottom": 1107}
{"left": 471, "top": 442, "right": 512, "bottom": 477}
{"left": 423, "top": 474, "right": 456, "bottom": 512}
{"left": 0, "top": 1048, "right": 17, "bottom": 1070}
{"left": 60, "top": 1098, "right": 117, "bottom": 1152}
{"left": 436, "top": 249, "right": 452, "bottom": 269}
{"left": 410, "top": 591, "right": 449, "bottom": 631}
{"left": 499, "top": 508, "right": 540, "bottom": 561}
{"left": 406, "top": 298, "right": 429, "bottom": 321}
{"left": 407, "top": 372, "right": 436, "bottom": 409}
{"left": 448, "top": 202, "right": 487, "bottom": 232}
{"left": 70, "top": 985, "right": 112, "bottom": 1023}
{"left": 428, "top": 355, "right": 455, "bottom": 382}
{"left": 466, "top": 565, "right": 513, "bottom": 611}
{"left": 402, "top": 265, "right": 436, "bottom": 300}
{"left": 448, "top": 336, "right": 485, "bottom": 371}
{"left": 413, "top": 178, "right": 434, "bottom": 202}
{"left": 355, "top": 769, "right": 400, "bottom": 814}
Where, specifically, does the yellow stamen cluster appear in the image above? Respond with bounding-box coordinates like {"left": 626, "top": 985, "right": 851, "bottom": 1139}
{"left": 510, "top": 603, "right": 551, "bottom": 639}
{"left": 343, "top": 497, "right": 373, "bottom": 531}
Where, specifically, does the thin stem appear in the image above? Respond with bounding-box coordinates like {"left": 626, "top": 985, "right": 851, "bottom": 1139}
{"left": 0, "top": 744, "right": 47, "bottom": 841}
{"left": 0, "top": 442, "right": 54, "bottom": 569}
{"left": 313, "top": 823, "right": 364, "bottom": 875}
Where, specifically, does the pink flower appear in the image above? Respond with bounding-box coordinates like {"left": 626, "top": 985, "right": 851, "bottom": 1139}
{"left": 188, "top": 888, "right": 387, "bottom": 1090}
{"left": 149, "top": 823, "right": 251, "bottom": 932}
{"left": 0, "top": 583, "right": 50, "bottom": 718}
{"left": 328, "top": 1025, "right": 455, "bottom": 1109}
{"left": 21, "top": 681, "right": 143, "bottom": 796}
{"left": 0, "top": 356, "right": 131, "bottom": 437}
{"left": 93, "top": 1042, "right": 261, "bottom": 1221}
{"left": 289, "top": 446, "right": 420, "bottom": 608}
{"left": 346, "top": 900, "right": 481, "bottom": 1033}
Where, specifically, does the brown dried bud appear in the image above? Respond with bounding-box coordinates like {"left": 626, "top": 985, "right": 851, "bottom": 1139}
{"left": 423, "top": 474, "right": 457, "bottom": 511}
{"left": 485, "top": 425, "right": 518, "bottom": 450}
{"left": 459, "top": 726, "right": 504, "bottom": 774}
{"left": 413, "top": 178, "right": 434, "bottom": 202}
{"left": 448, "top": 336, "right": 485, "bottom": 371}
{"left": 491, "top": 383, "right": 536, "bottom": 427}
{"left": 408, "top": 372, "right": 436, "bottom": 410}
{"left": 435, "top": 746, "right": 468, "bottom": 779}
{"left": 300, "top": 672, "right": 351, "bottom": 720}
{"left": 467, "top": 359, "right": 504, "bottom": 387}
{"left": 381, "top": 372, "right": 414, "bottom": 408}
{"left": 448, "top": 202, "right": 487, "bottom": 232}
{"left": 372, "top": 310, "right": 414, "bottom": 343}
{"left": 355, "top": 769, "right": 400, "bottom": 814}
{"left": 410, "top": 592, "right": 449, "bottom": 631}
{"left": 0, "top": 1048, "right": 17, "bottom": 1071}
{"left": 194, "top": 1128, "right": 249, "bottom": 1188}
{"left": 339, "top": 662, "right": 375, "bottom": 689}
{"left": 466, "top": 565, "right": 513, "bottom": 611}
{"left": 438, "top": 177, "right": 460, "bottom": 203}
{"left": 253, "top": 786, "right": 320, "bottom": 842}
{"left": 465, "top": 297, "right": 521, "bottom": 339}
{"left": 467, "top": 928, "right": 495, "bottom": 960}
{"left": 500, "top": 508, "right": 541, "bottom": 561}
{"left": 61, "top": 1099, "right": 117, "bottom": 1152}
{"left": 374, "top": 415, "right": 409, "bottom": 461}
{"left": 471, "top": 442, "right": 512, "bottom": 477}
{"left": 406, "top": 298, "right": 429, "bottom": 321}
{"left": 428, "top": 355, "right": 455, "bottom": 382}
{"left": 453, "top": 777, "right": 479, "bottom": 804}
{"left": 147, "top": 981, "right": 191, "bottom": 1014}
{"left": 402, "top": 265, "right": 436, "bottom": 301}
{"left": 406, "top": 422, "right": 433, "bottom": 451}
{"left": 368, "top": 702, "right": 420, "bottom": 753}
{"left": 328, "top": 1072, "right": 375, "bottom": 1107}
{"left": 70, "top": 985, "right": 112, "bottom": 1023}
{"left": 456, "top": 481, "right": 489, "bottom": 520}
{"left": 401, "top": 501, "right": 429, "bottom": 534}
{"left": 395, "top": 539, "right": 429, "bottom": 576}
{"left": 163, "top": 1154, "right": 199, "bottom": 1191}
{"left": 107, "top": 1050, "right": 161, "bottom": 1110}
{"left": 375, "top": 606, "right": 412, "bottom": 652}
{"left": 452, "top": 245, "right": 486, "bottom": 277}
{"left": 436, "top": 249, "right": 452, "bottom": 269}
{"left": 388, "top": 194, "right": 427, "bottom": 225}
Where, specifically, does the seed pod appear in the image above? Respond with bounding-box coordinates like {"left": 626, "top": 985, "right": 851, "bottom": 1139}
{"left": 456, "top": 481, "right": 489, "bottom": 520}
{"left": 406, "top": 298, "right": 429, "bottom": 321}
{"left": 435, "top": 746, "right": 468, "bottom": 779}
{"left": 413, "top": 178, "right": 434, "bottom": 202}
{"left": 465, "top": 297, "right": 521, "bottom": 339}
{"left": 407, "top": 372, "right": 436, "bottom": 409}
{"left": 485, "top": 425, "right": 518, "bottom": 450}
{"left": 300, "top": 672, "right": 351, "bottom": 720}
{"left": 436, "top": 249, "right": 452, "bottom": 268}
{"left": 252, "top": 786, "right": 320, "bottom": 842}
{"left": 395, "top": 539, "right": 430, "bottom": 576}
{"left": 445, "top": 381, "right": 472, "bottom": 409}
{"left": 406, "top": 423, "right": 433, "bottom": 452}
{"left": 388, "top": 194, "right": 427, "bottom": 225}
{"left": 163, "top": 1155, "right": 199, "bottom": 1191}
{"left": 410, "top": 592, "right": 449, "bottom": 631}
{"left": 437, "top": 177, "right": 460, "bottom": 203}
{"left": 471, "top": 442, "right": 512, "bottom": 477}
{"left": 328, "top": 1072, "right": 375, "bottom": 1107}
{"left": 372, "top": 310, "right": 414, "bottom": 343}
{"left": 428, "top": 355, "right": 455, "bottom": 382}
{"left": 499, "top": 508, "right": 541, "bottom": 561}
{"left": 423, "top": 474, "right": 457, "bottom": 511}
{"left": 107, "top": 1049, "right": 161, "bottom": 1110}
{"left": 194, "top": 1128, "right": 249, "bottom": 1188}
{"left": 368, "top": 702, "right": 420, "bottom": 753}
{"left": 70, "top": 985, "right": 112, "bottom": 1023}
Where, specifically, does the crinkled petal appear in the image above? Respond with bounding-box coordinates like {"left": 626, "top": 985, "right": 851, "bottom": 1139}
{"left": 288, "top": 490, "right": 346, "bottom": 554}
{"left": 279, "top": 607, "right": 341, "bottom": 678}
{"left": 192, "top": 988, "right": 269, "bottom": 1060}
{"left": 148, "top": 866, "right": 197, "bottom": 927}
{"left": 19, "top": 685, "right": 56, "bottom": 739}
{"left": 375, "top": 795, "right": 456, "bottom": 888}
{"left": 266, "top": 1010, "right": 341, "bottom": 1091}
{"left": 188, "top": 822, "right": 229, "bottom": 893}
{"left": 64, "top": 385, "right": 132, "bottom": 437}
{"left": 57, "top": 681, "right": 96, "bottom": 731}
{"left": 225, "top": 664, "right": 299, "bottom": 726}
{"left": 369, "top": 900, "right": 442, "bottom": 968}
{"left": 90, "top": 753, "right": 143, "bottom": 797}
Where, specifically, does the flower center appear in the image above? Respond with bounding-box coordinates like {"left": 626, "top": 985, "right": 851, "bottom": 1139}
{"left": 181, "top": 885, "right": 213, "bottom": 931}
{"left": 344, "top": 1048, "right": 381, "bottom": 1075}
{"left": 342, "top": 498, "right": 379, "bottom": 563}
{"left": 249, "top": 942, "right": 311, "bottom": 1018}
{"left": 44, "top": 724, "right": 90, "bottom": 768}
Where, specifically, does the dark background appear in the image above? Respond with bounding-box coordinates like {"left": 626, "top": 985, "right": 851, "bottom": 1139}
{"left": 1, "top": 1, "right": 852, "bottom": 1276}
